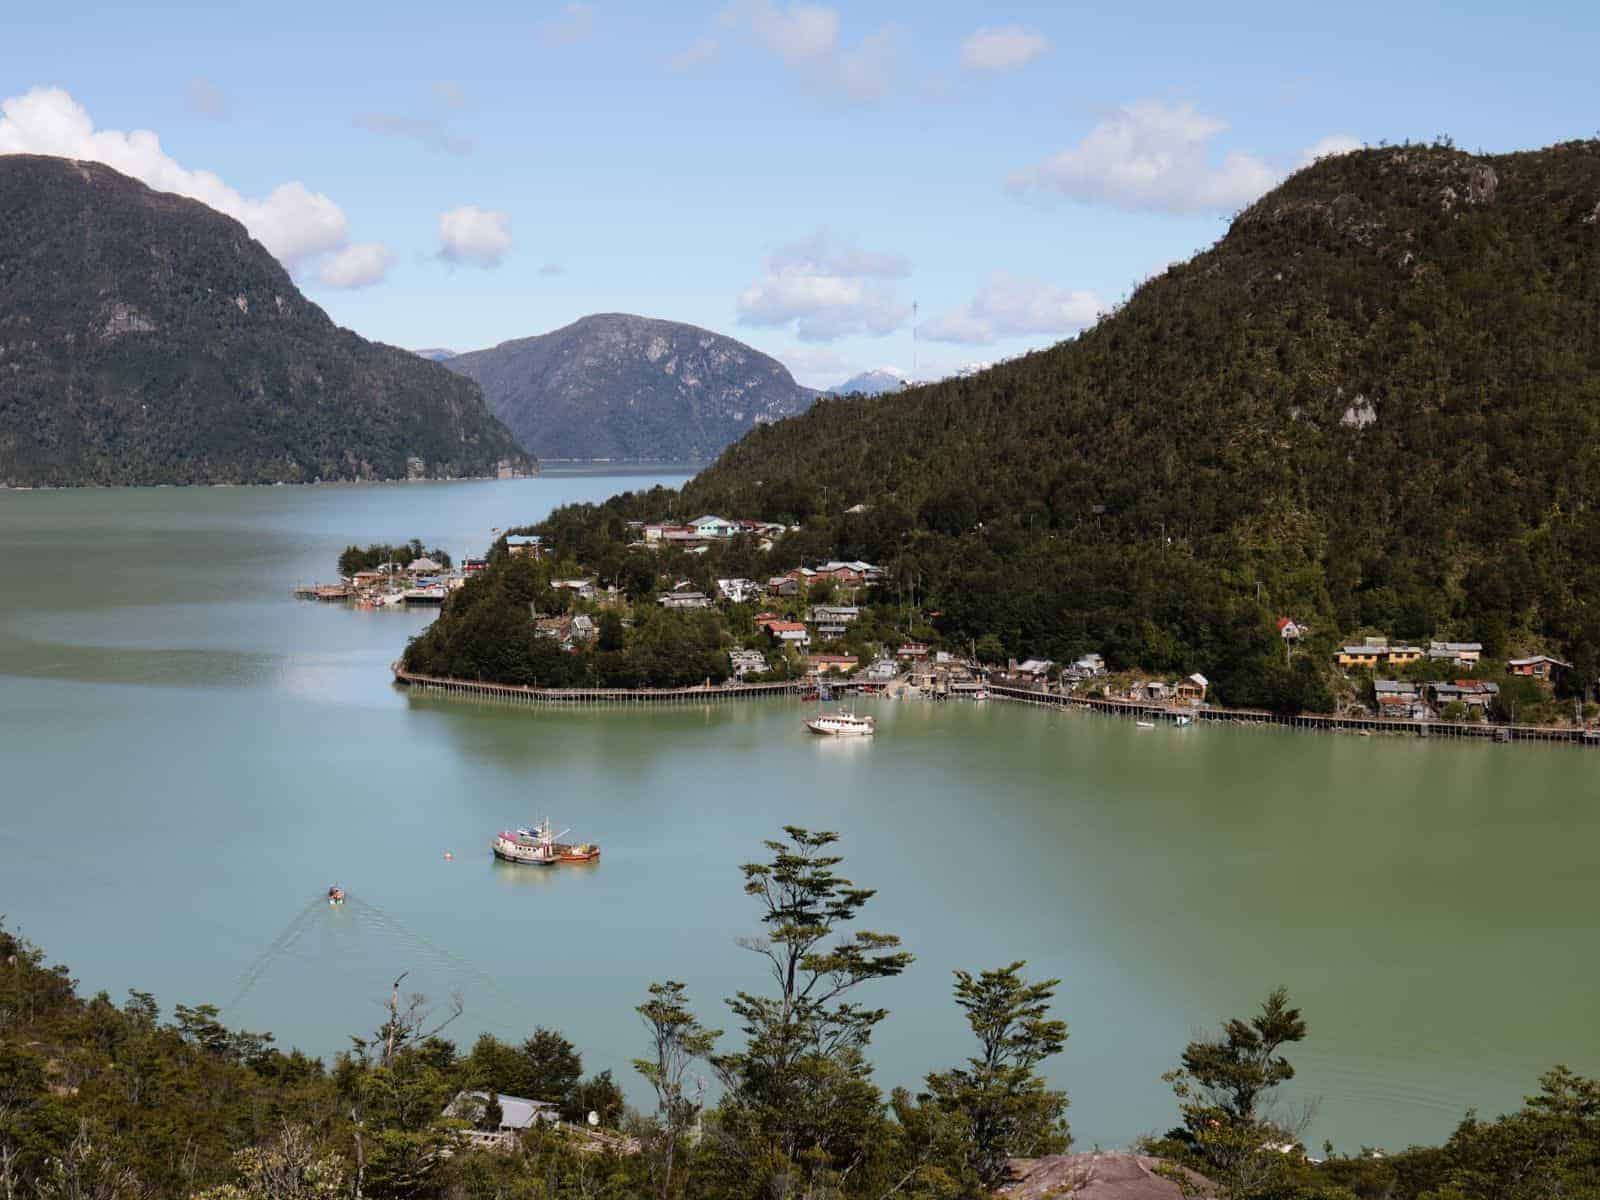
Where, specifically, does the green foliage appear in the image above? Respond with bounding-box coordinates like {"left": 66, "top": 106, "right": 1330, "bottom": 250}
{"left": 922, "top": 962, "right": 1071, "bottom": 1189}
{"left": 338, "top": 541, "right": 452, "bottom": 576}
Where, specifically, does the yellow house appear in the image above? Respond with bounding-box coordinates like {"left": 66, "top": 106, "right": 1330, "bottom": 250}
{"left": 1336, "top": 645, "right": 1382, "bottom": 669}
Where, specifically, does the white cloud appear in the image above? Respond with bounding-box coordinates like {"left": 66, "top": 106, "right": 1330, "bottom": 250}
{"left": 438, "top": 205, "right": 512, "bottom": 267}
{"left": 1299, "top": 133, "right": 1362, "bottom": 166}
{"left": 961, "top": 25, "right": 1048, "bottom": 71}
{"left": 185, "top": 77, "right": 229, "bottom": 118}
{"left": 317, "top": 243, "right": 395, "bottom": 289}
{"left": 921, "top": 274, "right": 1104, "bottom": 345}
{"left": 540, "top": 2, "right": 596, "bottom": 47}
{"left": 0, "top": 85, "right": 349, "bottom": 270}
{"left": 720, "top": 2, "right": 898, "bottom": 102}
{"left": 671, "top": 35, "right": 720, "bottom": 71}
{"left": 775, "top": 345, "right": 855, "bottom": 387}
{"left": 737, "top": 231, "right": 911, "bottom": 342}
{"left": 1007, "top": 99, "right": 1281, "bottom": 214}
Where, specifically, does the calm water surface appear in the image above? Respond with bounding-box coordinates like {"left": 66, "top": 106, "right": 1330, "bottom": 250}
{"left": 1, "top": 473, "right": 1596, "bottom": 1152}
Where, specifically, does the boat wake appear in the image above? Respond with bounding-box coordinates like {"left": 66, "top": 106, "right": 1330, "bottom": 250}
{"left": 223, "top": 892, "right": 503, "bottom": 1016}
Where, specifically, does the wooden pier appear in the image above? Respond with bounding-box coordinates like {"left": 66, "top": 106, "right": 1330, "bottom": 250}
{"left": 391, "top": 664, "right": 804, "bottom": 707}
{"left": 985, "top": 684, "right": 1600, "bottom": 748}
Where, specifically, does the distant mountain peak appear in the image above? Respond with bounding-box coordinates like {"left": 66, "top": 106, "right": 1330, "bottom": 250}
{"left": 827, "top": 368, "right": 909, "bottom": 397}
{"left": 446, "top": 313, "right": 816, "bottom": 461}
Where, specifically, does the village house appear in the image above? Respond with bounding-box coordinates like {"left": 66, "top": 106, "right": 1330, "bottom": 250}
{"left": 687, "top": 515, "right": 739, "bottom": 539}
{"left": 807, "top": 605, "right": 861, "bottom": 637}
{"left": 730, "top": 649, "right": 769, "bottom": 678}
{"left": 505, "top": 536, "right": 541, "bottom": 558}
{"left": 807, "top": 653, "right": 859, "bottom": 675}
{"left": 463, "top": 557, "right": 488, "bottom": 575}
{"left": 897, "top": 642, "right": 930, "bottom": 660}
{"left": 659, "top": 590, "right": 713, "bottom": 611}
{"left": 550, "top": 578, "right": 597, "bottom": 600}
{"left": 1278, "top": 617, "right": 1307, "bottom": 641}
{"left": 1336, "top": 637, "right": 1423, "bottom": 669}
{"left": 1508, "top": 654, "right": 1572, "bottom": 681}
{"left": 350, "top": 569, "right": 385, "bottom": 587}
{"left": 444, "top": 1091, "right": 559, "bottom": 1152}
{"left": 1428, "top": 641, "right": 1483, "bottom": 668}
{"left": 864, "top": 658, "right": 899, "bottom": 682}
{"left": 1133, "top": 680, "right": 1172, "bottom": 703}
{"left": 1009, "top": 659, "right": 1054, "bottom": 686}
{"left": 1374, "top": 679, "right": 1433, "bottom": 719}
{"left": 407, "top": 556, "right": 443, "bottom": 574}
{"left": 1062, "top": 653, "right": 1106, "bottom": 684}
{"left": 1175, "top": 673, "right": 1209, "bottom": 705}
{"left": 765, "top": 621, "right": 811, "bottom": 648}
{"left": 766, "top": 575, "right": 802, "bottom": 598}
{"left": 1428, "top": 679, "right": 1500, "bottom": 712}
{"left": 717, "top": 578, "right": 762, "bottom": 604}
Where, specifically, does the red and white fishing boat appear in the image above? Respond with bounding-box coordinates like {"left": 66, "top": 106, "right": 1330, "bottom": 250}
{"left": 492, "top": 818, "right": 601, "bottom": 866}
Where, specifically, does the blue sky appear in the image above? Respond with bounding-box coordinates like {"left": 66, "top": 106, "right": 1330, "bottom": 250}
{"left": 3, "top": 1, "right": 1595, "bottom": 387}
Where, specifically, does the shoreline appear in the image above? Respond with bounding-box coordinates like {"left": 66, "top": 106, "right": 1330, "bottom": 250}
{"left": 391, "top": 664, "right": 1600, "bottom": 749}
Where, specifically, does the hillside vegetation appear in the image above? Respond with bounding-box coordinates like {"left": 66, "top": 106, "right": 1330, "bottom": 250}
{"left": 657, "top": 140, "right": 1600, "bottom": 706}
{"left": 5, "top": 828, "right": 1600, "bottom": 1200}
{"left": 0, "top": 155, "right": 530, "bottom": 485}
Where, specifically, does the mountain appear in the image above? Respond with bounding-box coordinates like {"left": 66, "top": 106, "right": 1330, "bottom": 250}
{"left": 413, "top": 347, "right": 459, "bottom": 362}
{"left": 668, "top": 140, "right": 1600, "bottom": 704}
{"left": 0, "top": 155, "right": 529, "bottom": 486}
{"left": 828, "top": 368, "right": 908, "bottom": 397}
{"left": 444, "top": 313, "right": 816, "bottom": 460}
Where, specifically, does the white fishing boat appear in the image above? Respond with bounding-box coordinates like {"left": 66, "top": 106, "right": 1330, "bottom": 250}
{"left": 1136, "top": 720, "right": 1156, "bottom": 729}
{"left": 492, "top": 817, "right": 601, "bottom": 865}
{"left": 493, "top": 823, "right": 561, "bottom": 866}
{"left": 806, "top": 710, "right": 876, "bottom": 737}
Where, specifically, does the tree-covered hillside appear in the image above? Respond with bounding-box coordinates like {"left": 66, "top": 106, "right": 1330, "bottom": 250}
{"left": 0, "top": 155, "right": 531, "bottom": 485}
{"left": 665, "top": 140, "right": 1600, "bottom": 704}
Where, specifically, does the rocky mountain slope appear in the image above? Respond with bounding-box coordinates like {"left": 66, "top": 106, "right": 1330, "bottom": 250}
{"left": 445, "top": 313, "right": 815, "bottom": 460}
{"left": 0, "top": 155, "right": 529, "bottom": 485}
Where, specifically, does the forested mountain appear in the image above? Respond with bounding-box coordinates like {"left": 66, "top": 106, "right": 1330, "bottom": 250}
{"left": 665, "top": 139, "right": 1600, "bottom": 706}
{"left": 0, "top": 155, "right": 529, "bottom": 485}
{"left": 445, "top": 313, "right": 816, "bottom": 460}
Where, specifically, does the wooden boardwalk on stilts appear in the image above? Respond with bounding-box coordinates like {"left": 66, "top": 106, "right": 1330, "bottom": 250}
{"left": 985, "top": 684, "right": 1600, "bottom": 749}
{"left": 391, "top": 664, "right": 803, "bottom": 707}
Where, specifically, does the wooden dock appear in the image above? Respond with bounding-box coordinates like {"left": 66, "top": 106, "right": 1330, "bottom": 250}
{"left": 391, "top": 664, "right": 804, "bottom": 707}
{"left": 985, "top": 684, "right": 1600, "bottom": 748}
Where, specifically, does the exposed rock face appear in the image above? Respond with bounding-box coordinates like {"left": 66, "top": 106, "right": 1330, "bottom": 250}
{"left": 446, "top": 314, "right": 816, "bottom": 460}
{"left": 0, "top": 154, "right": 529, "bottom": 485}
{"left": 998, "top": 1152, "right": 1215, "bottom": 1199}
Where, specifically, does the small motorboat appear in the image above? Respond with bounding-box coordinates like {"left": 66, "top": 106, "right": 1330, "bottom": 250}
{"left": 327, "top": 885, "right": 346, "bottom": 905}
{"left": 806, "top": 710, "right": 876, "bottom": 736}
{"left": 1135, "top": 720, "right": 1156, "bottom": 729}
{"left": 560, "top": 842, "right": 601, "bottom": 863}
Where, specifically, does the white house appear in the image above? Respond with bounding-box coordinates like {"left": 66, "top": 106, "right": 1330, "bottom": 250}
{"left": 445, "top": 1091, "right": 560, "bottom": 1151}
{"left": 690, "top": 515, "right": 739, "bottom": 539}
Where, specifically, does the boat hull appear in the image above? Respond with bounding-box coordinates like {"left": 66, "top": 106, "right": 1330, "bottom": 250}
{"left": 806, "top": 719, "right": 874, "bottom": 736}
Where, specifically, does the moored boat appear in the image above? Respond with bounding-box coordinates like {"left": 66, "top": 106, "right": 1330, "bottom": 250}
{"left": 492, "top": 818, "right": 600, "bottom": 866}
{"left": 327, "top": 885, "right": 346, "bottom": 905}
{"left": 806, "top": 710, "right": 876, "bottom": 736}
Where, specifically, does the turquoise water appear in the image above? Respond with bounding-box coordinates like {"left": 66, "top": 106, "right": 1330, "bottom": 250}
{"left": 1, "top": 473, "right": 1596, "bottom": 1152}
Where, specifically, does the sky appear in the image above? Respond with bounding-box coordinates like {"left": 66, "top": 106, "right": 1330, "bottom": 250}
{"left": 3, "top": 1, "right": 1596, "bottom": 388}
